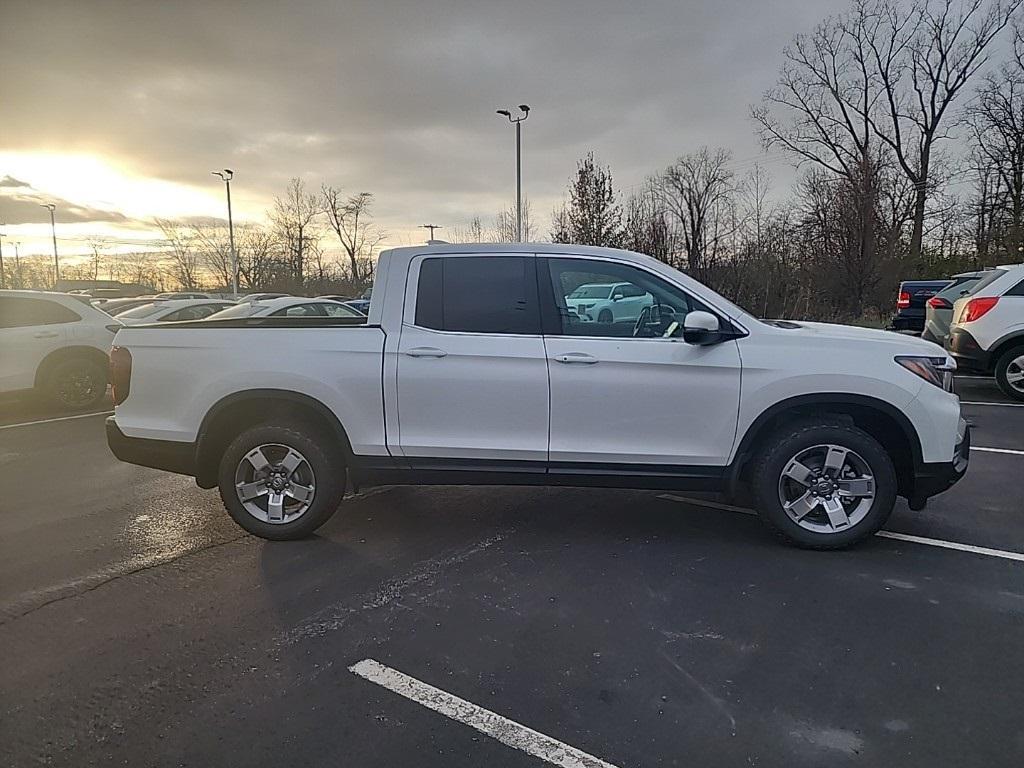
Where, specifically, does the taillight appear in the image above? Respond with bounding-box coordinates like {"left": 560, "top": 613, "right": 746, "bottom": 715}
{"left": 110, "top": 346, "right": 132, "bottom": 405}
{"left": 927, "top": 296, "right": 952, "bottom": 310}
{"left": 961, "top": 296, "right": 999, "bottom": 323}
{"left": 896, "top": 291, "right": 911, "bottom": 309}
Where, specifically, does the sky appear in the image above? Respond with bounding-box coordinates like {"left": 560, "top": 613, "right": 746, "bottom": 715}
{"left": 0, "top": 0, "right": 850, "bottom": 263}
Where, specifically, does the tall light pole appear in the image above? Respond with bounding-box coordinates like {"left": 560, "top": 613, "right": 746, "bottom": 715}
{"left": 212, "top": 169, "right": 237, "bottom": 296}
{"left": 13, "top": 242, "right": 21, "bottom": 288}
{"left": 496, "top": 104, "right": 530, "bottom": 242}
{"left": 40, "top": 204, "right": 59, "bottom": 285}
{"left": 420, "top": 224, "right": 442, "bottom": 242}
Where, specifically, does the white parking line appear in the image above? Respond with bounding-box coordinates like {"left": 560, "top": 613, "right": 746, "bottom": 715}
{"left": 875, "top": 531, "right": 1024, "bottom": 562}
{"left": 961, "top": 401, "right": 1024, "bottom": 408}
{"left": 349, "top": 658, "right": 620, "bottom": 768}
{"left": 657, "top": 494, "right": 1024, "bottom": 563}
{"left": 973, "top": 446, "right": 1024, "bottom": 456}
{"left": 0, "top": 410, "right": 113, "bottom": 431}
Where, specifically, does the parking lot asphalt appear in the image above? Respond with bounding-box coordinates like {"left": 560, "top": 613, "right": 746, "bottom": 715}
{"left": 1, "top": 378, "right": 1022, "bottom": 767}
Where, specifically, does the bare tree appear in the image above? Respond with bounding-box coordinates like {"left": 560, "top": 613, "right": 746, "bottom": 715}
{"left": 623, "top": 184, "right": 678, "bottom": 265}
{"left": 155, "top": 218, "right": 201, "bottom": 289}
{"left": 236, "top": 225, "right": 282, "bottom": 290}
{"left": 752, "top": 0, "right": 892, "bottom": 288}
{"left": 118, "top": 251, "right": 161, "bottom": 289}
{"left": 450, "top": 216, "right": 487, "bottom": 243}
{"left": 272, "top": 178, "right": 320, "bottom": 287}
{"left": 322, "top": 187, "right": 386, "bottom": 285}
{"left": 655, "top": 147, "right": 735, "bottom": 280}
{"left": 495, "top": 197, "right": 536, "bottom": 242}
{"left": 86, "top": 239, "right": 108, "bottom": 280}
{"left": 190, "top": 219, "right": 233, "bottom": 289}
{"left": 967, "top": 25, "right": 1024, "bottom": 257}
{"left": 867, "top": 0, "right": 1020, "bottom": 262}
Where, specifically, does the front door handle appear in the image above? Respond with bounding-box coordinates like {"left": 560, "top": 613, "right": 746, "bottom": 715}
{"left": 33, "top": 331, "right": 60, "bottom": 339}
{"left": 405, "top": 347, "right": 448, "bottom": 358}
{"left": 554, "top": 352, "right": 598, "bottom": 364}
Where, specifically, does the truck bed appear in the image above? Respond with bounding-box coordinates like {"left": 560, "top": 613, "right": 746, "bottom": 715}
{"left": 111, "top": 320, "right": 387, "bottom": 454}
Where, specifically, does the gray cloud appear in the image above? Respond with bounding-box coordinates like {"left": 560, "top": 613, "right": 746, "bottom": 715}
{"left": 1, "top": 0, "right": 851, "bottom": 235}
{"left": 0, "top": 180, "right": 129, "bottom": 225}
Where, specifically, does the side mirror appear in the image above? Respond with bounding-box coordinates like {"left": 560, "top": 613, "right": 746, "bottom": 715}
{"left": 683, "top": 310, "right": 721, "bottom": 345}
{"left": 611, "top": 292, "right": 624, "bottom": 301}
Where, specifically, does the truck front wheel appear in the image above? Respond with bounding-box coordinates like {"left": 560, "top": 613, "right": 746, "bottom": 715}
{"left": 217, "top": 423, "right": 346, "bottom": 540}
{"left": 749, "top": 421, "right": 897, "bottom": 549}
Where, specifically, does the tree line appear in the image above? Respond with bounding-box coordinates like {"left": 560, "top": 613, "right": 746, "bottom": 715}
{"left": 8, "top": 0, "right": 1024, "bottom": 321}
{"left": 153, "top": 179, "right": 387, "bottom": 295}
{"left": 6, "top": 179, "right": 388, "bottom": 297}
{"left": 462, "top": 0, "right": 1024, "bottom": 322}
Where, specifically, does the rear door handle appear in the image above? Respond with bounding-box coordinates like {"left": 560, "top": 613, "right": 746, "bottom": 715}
{"left": 554, "top": 352, "right": 598, "bottom": 364}
{"left": 405, "top": 347, "right": 448, "bottom": 358}
{"left": 33, "top": 331, "right": 60, "bottom": 338}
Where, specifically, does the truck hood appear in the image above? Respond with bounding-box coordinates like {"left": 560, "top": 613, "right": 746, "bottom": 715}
{"left": 764, "top": 320, "right": 949, "bottom": 357}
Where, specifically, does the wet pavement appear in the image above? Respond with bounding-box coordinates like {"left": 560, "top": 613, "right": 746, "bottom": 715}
{"left": 1, "top": 376, "right": 1022, "bottom": 767}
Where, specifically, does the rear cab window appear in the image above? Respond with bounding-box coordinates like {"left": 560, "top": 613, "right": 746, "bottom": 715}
{"left": 414, "top": 256, "right": 540, "bottom": 334}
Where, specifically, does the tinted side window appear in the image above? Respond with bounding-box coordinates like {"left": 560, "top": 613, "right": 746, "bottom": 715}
{"left": 1006, "top": 277, "right": 1024, "bottom": 297}
{"left": 0, "top": 297, "right": 81, "bottom": 328}
{"left": 415, "top": 256, "right": 540, "bottom": 334}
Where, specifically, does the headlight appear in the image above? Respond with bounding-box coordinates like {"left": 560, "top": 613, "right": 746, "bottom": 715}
{"left": 895, "top": 355, "right": 956, "bottom": 391}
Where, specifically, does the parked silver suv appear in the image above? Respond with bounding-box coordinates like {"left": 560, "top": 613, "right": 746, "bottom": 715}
{"left": 946, "top": 264, "right": 1024, "bottom": 401}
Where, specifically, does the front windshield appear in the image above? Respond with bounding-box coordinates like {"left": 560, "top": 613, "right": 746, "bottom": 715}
{"left": 116, "top": 303, "right": 163, "bottom": 319}
{"left": 569, "top": 285, "right": 612, "bottom": 299}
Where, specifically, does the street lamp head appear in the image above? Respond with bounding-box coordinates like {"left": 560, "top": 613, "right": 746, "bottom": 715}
{"left": 40, "top": 203, "right": 55, "bottom": 211}
{"left": 518, "top": 104, "right": 530, "bottom": 114}
{"left": 496, "top": 109, "right": 511, "bottom": 117}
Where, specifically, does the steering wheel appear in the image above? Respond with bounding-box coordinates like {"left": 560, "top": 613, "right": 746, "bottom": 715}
{"left": 633, "top": 304, "right": 680, "bottom": 338}
{"left": 632, "top": 305, "right": 653, "bottom": 337}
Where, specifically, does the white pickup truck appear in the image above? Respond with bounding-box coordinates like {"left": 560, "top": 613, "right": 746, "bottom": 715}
{"left": 107, "top": 244, "right": 969, "bottom": 549}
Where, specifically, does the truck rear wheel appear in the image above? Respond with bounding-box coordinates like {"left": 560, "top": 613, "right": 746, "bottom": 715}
{"left": 749, "top": 421, "right": 896, "bottom": 550}
{"left": 217, "top": 423, "right": 346, "bottom": 540}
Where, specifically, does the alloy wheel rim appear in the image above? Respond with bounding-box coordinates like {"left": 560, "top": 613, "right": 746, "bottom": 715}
{"left": 777, "top": 444, "right": 876, "bottom": 534}
{"left": 1007, "top": 355, "right": 1024, "bottom": 393}
{"left": 58, "top": 371, "right": 101, "bottom": 407}
{"left": 234, "top": 443, "right": 316, "bottom": 524}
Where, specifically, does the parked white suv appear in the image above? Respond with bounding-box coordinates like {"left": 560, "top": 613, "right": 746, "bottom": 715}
{"left": 0, "top": 290, "right": 120, "bottom": 408}
{"left": 946, "top": 263, "right": 1024, "bottom": 401}
{"left": 107, "top": 244, "right": 969, "bottom": 550}
{"left": 565, "top": 282, "right": 653, "bottom": 323}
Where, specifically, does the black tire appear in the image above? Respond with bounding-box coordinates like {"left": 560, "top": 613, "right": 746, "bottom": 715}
{"left": 749, "top": 420, "right": 897, "bottom": 550}
{"left": 994, "top": 345, "right": 1024, "bottom": 402}
{"left": 597, "top": 309, "right": 613, "bottom": 323}
{"left": 217, "top": 422, "right": 346, "bottom": 540}
{"left": 44, "top": 357, "right": 108, "bottom": 410}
